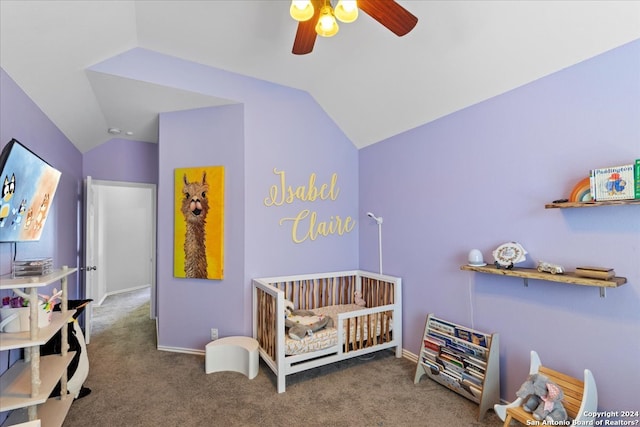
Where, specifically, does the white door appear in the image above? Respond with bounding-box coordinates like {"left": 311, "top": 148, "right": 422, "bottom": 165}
{"left": 83, "top": 176, "right": 98, "bottom": 344}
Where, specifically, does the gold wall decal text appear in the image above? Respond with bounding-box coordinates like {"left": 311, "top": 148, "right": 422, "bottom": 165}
{"left": 264, "top": 168, "right": 355, "bottom": 243}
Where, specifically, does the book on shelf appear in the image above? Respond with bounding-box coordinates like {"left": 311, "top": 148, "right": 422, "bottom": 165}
{"left": 461, "top": 372, "right": 483, "bottom": 387}
{"left": 439, "top": 354, "right": 464, "bottom": 370}
{"left": 428, "top": 330, "right": 455, "bottom": 346}
{"left": 428, "top": 318, "right": 456, "bottom": 335}
{"left": 423, "top": 347, "right": 438, "bottom": 360}
{"left": 467, "top": 384, "right": 483, "bottom": 399}
{"left": 439, "top": 369, "right": 462, "bottom": 384}
{"left": 466, "top": 368, "right": 485, "bottom": 381}
{"left": 467, "top": 355, "right": 488, "bottom": 368}
{"left": 590, "top": 163, "right": 635, "bottom": 201}
{"left": 424, "top": 338, "right": 442, "bottom": 353}
{"left": 454, "top": 327, "right": 488, "bottom": 347}
{"left": 635, "top": 159, "right": 640, "bottom": 199}
{"left": 421, "top": 358, "right": 441, "bottom": 375}
{"left": 575, "top": 266, "right": 615, "bottom": 280}
{"left": 440, "top": 346, "right": 465, "bottom": 359}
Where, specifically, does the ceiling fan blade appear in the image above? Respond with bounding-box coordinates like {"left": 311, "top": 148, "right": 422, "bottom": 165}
{"left": 292, "top": 0, "right": 323, "bottom": 55}
{"left": 358, "top": 0, "right": 418, "bottom": 37}
{"left": 292, "top": 20, "right": 317, "bottom": 55}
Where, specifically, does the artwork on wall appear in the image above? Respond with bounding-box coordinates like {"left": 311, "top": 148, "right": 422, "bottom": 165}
{"left": 0, "top": 139, "right": 61, "bottom": 242}
{"left": 174, "top": 166, "right": 224, "bottom": 280}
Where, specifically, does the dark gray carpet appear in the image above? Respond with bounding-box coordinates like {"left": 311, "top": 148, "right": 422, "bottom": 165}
{"left": 63, "top": 288, "right": 504, "bottom": 427}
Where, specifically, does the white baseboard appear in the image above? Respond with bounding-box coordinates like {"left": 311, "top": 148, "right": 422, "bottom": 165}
{"left": 94, "top": 285, "right": 151, "bottom": 307}
{"left": 402, "top": 349, "right": 419, "bottom": 363}
{"left": 157, "top": 345, "right": 205, "bottom": 356}
{"left": 157, "top": 344, "right": 419, "bottom": 361}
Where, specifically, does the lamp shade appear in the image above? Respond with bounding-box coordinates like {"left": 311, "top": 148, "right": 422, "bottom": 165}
{"left": 334, "top": 0, "right": 358, "bottom": 23}
{"left": 316, "top": 4, "right": 339, "bottom": 37}
{"left": 290, "top": 0, "right": 314, "bottom": 22}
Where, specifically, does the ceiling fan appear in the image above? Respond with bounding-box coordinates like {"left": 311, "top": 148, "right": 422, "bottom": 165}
{"left": 290, "top": 0, "right": 418, "bottom": 55}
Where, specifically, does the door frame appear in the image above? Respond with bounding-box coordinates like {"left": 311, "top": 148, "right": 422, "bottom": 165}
{"left": 83, "top": 178, "right": 157, "bottom": 341}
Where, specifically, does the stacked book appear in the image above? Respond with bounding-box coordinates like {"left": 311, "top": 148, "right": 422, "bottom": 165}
{"left": 589, "top": 160, "right": 640, "bottom": 201}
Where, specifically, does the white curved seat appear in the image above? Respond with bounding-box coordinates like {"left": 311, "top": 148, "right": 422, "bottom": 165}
{"left": 205, "top": 336, "right": 259, "bottom": 379}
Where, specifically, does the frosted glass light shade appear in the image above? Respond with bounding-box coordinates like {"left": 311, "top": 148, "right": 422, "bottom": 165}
{"left": 335, "top": 0, "right": 358, "bottom": 23}
{"left": 316, "top": 5, "right": 339, "bottom": 37}
{"left": 290, "top": 0, "right": 314, "bottom": 21}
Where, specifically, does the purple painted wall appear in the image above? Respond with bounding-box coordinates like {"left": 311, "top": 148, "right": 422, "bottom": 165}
{"left": 0, "top": 68, "right": 83, "bottom": 423}
{"left": 2, "top": 36, "right": 637, "bottom": 416}
{"left": 83, "top": 138, "right": 158, "bottom": 184}
{"left": 157, "top": 105, "right": 246, "bottom": 349}
{"left": 0, "top": 69, "right": 83, "bottom": 292}
{"left": 359, "top": 39, "right": 640, "bottom": 412}
{"left": 89, "top": 48, "right": 360, "bottom": 350}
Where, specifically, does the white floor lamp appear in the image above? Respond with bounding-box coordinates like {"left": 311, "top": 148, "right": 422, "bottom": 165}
{"left": 366, "top": 212, "right": 383, "bottom": 274}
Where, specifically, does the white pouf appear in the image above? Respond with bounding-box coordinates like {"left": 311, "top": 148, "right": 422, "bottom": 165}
{"left": 205, "top": 336, "right": 259, "bottom": 379}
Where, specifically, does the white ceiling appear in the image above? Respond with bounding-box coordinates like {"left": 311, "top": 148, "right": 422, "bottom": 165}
{"left": 1, "top": 1, "right": 639, "bottom": 153}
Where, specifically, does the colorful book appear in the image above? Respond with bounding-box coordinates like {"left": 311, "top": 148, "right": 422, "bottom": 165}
{"left": 635, "top": 159, "right": 640, "bottom": 199}
{"left": 591, "top": 164, "right": 635, "bottom": 201}
{"left": 428, "top": 318, "right": 456, "bottom": 336}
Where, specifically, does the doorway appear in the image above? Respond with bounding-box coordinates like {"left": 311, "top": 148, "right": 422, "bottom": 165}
{"left": 83, "top": 178, "right": 157, "bottom": 343}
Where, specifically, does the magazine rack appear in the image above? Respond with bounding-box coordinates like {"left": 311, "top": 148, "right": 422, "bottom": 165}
{"left": 414, "top": 314, "right": 499, "bottom": 421}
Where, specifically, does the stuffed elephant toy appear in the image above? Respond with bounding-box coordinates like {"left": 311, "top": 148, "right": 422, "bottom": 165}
{"left": 516, "top": 373, "right": 568, "bottom": 423}
{"left": 284, "top": 300, "right": 334, "bottom": 340}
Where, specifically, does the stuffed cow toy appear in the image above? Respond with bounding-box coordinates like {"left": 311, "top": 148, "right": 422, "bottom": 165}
{"left": 516, "top": 373, "right": 568, "bottom": 423}
{"left": 284, "top": 300, "right": 334, "bottom": 340}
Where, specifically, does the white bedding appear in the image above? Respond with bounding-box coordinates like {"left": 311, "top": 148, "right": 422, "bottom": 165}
{"left": 284, "top": 303, "right": 392, "bottom": 356}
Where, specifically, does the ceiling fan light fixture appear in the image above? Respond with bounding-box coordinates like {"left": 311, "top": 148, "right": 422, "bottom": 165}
{"left": 334, "top": 0, "right": 358, "bottom": 23}
{"left": 315, "top": 4, "right": 339, "bottom": 37}
{"left": 290, "top": 0, "right": 315, "bottom": 22}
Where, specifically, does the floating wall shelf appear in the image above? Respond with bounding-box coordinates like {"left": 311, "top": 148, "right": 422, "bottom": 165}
{"left": 545, "top": 199, "right": 640, "bottom": 209}
{"left": 460, "top": 265, "right": 626, "bottom": 297}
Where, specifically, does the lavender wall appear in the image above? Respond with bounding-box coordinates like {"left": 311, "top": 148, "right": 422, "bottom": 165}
{"left": 89, "top": 49, "right": 359, "bottom": 350}
{"left": 157, "top": 105, "right": 246, "bottom": 350}
{"left": 0, "top": 69, "right": 83, "bottom": 292}
{"left": 83, "top": 138, "right": 158, "bottom": 184}
{"left": 0, "top": 68, "right": 83, "bottom": 423}
{"left": 3, "top": 36, "right": 636, "bottom": 415}
{"left": 359, "top": 40, "right": 640, "bottom": 412}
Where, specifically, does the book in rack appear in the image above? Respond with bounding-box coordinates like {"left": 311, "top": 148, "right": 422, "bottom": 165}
{"left": 414, "top": 314, "right": 500, "bottom": 421}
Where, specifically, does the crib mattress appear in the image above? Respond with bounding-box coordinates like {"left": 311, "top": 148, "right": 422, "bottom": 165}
{"left": 284, "top": 304, "right": 393, "bottom": 356}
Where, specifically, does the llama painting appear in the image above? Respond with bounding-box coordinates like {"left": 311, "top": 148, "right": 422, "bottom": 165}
{"left": 174, "top": 166, "right": 224, "bottom": 280}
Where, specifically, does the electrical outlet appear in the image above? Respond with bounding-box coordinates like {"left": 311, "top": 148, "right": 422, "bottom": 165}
{"left": 210, "top": 328, "right": 218, "bottom": 341}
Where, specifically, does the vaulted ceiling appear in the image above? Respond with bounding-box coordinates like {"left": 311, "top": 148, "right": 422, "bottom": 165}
{"left": 1, "top": 1, "right": 639, "bottom": 153}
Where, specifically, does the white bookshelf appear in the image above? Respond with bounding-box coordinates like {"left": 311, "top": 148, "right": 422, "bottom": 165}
{"left": 0, "top": 267, "right": 77, "bottom": 427}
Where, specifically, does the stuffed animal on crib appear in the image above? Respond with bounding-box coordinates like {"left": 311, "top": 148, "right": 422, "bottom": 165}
{"left": 354, "top": 291, "right": 366, "bottom": 307}
{"left": 515, "top": 373, "right": 568, "bottom": 423}
{"left": 284, "top": 300, "right": 334, "bottom": 340}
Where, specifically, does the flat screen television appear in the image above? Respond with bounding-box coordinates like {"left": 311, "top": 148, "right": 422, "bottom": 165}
{"left": 0, "top": 138, "right": 61, "bottom": 242}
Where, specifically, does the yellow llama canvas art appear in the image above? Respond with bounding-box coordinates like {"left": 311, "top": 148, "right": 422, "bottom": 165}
{"left": 174, "top": 166, "right": 224, "bottom": 280}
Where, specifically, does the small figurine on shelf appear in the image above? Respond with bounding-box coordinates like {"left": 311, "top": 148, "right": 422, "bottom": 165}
{"left": 492, "top": 242, "right": 528, "bottom": 270}
{"left": 536, "top": 261, "right": 564, "bottom": 275}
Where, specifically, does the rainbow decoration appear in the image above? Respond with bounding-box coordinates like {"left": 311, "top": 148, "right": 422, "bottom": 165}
{"left": 569, "top": 177, "right": 592, "bottom": 202}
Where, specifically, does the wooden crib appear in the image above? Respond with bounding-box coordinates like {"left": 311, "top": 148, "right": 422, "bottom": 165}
{"left": 252, "top": 270, "right": 402, "bottom": 393}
